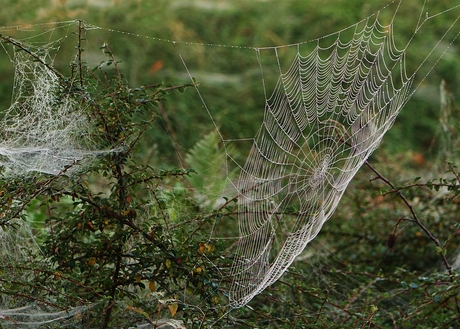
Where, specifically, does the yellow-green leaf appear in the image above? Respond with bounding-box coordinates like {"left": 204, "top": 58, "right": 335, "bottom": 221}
{"left": 168, "top": 303, "right": 178, "bottom": 317}
{"left": 198, "top": 243, "right": 205, "bottom": 254}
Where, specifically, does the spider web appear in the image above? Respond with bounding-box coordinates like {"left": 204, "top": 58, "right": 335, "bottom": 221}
{"left": 227, "top": 18, "right": 412, "bottom": 307}
{"left": 0, "top": 22, "right": 116, "bottom": 177}
{"left": 0, "top": 1, "right": 459, "bottom": 324}
{"left": 173, "top": 1, "right": 460, "bottom": 308}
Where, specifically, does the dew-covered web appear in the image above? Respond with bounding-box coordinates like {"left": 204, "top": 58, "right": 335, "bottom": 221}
{"left": 0, "top": 0, "right": 459, "bottom": 325}
{"left": 0, "top": 21, "right": 116, "bottom": 177}
{"left": 226, "top": 22, "right": 412, "bottom": 307}
{"left": 174, "top": 0, "right": 460, "bottom": 308}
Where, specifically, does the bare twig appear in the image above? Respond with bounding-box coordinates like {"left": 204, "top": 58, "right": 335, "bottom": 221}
{"left": 0, "top": 35, "right": 66, "bottom": 81}
{"left": 365, "top": 160, "right": 460, "bottom": 313}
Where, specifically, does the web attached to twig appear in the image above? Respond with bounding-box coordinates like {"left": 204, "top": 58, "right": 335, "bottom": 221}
{"left": 0, "top": 27, "right": 113, "bottom": 177}
{"left": 227, "top": 16, "right": 413, "bottom": 308}
{"left": 0, "top": 1, "right": 459, "bottom": 322}
{"left": 221, "top": 4, "right": 460, "bottom": 307}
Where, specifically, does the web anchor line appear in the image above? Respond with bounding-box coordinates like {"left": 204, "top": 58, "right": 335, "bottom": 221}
{"left": 0, "top": 0, "right": 458, "bottom": 318}
{"left": 223, "top": 6, "right": 459, "bottom": 308}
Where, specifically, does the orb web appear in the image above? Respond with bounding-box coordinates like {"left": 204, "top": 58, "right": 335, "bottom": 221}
{"left": 0, "top": 1, "right": 458, "bottom": 325}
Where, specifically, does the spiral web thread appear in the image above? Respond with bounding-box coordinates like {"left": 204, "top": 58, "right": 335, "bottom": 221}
{"left": 225, "top": 8, "right": 460, "bottom": 307}
{"left": 0, "top": 1, "right": 459, "bottom": 325}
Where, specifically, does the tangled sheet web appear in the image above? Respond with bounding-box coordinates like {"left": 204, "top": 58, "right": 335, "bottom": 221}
{"left": 0, "top": 1, "right": 459, "bottom": 325}
{"left": 0, "top": 36, "right": 110, "bottom": 177}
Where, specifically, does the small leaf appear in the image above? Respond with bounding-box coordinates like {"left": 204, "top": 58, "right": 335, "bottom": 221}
{"left": 165, "top": 259, "right": 171, "bottom": 269}
{"left": 387, "top": 234, "right": 397, "bottom": 249}
{"left": 149, "top": 281, "right": 155, "bottom": 292}
{"left": 168, "top": 303, "right": 178, "bottom": 317}
{"left": 127, "top": 306, "right": 150, "bottom": 319}
{"left": 88, "top": 258, "right": 96, "bottom": 266}
{"left": 199, "top": 243, "right": 205, "bottom": 254}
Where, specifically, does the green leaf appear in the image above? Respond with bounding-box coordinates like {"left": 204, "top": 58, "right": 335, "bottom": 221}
{"left": 185, "top": 130, "right": 236, "bottom": 209}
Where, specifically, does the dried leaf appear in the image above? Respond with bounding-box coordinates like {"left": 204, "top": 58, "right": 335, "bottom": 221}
{"left": 168, "top": 303, "right": 178, "bottom": 317}
{"left": 198, "top": 243, "right": 205, "bottom": 254}
{"left": 149, "top": 281, "right": 155, "bottom": 292}
{"left": 127, "top": 306, "right": 150, "bottom": 319}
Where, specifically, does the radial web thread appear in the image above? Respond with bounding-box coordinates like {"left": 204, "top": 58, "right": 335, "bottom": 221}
{"left": 0, "top": 2, "right": 459, "bottom": 322}
{"left": 228, "top": 16, "right": 419, "bottom": 307}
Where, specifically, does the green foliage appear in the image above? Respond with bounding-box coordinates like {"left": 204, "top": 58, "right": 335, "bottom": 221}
{"left": 185, "top": 130, "right": 234, "bottom": 210}
{"left": 0, "top": 2, "right": 460, "bottom": 328}
{"left": 0, "top": 25, "right": 227, "bottom": 328}
{"left": 227, "top": 150, "right": 460, "bottom": 328}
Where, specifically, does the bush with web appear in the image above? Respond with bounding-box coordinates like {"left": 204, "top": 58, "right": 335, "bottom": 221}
{"left": 1, "top": 0, "right": 460, "bottom": 327}
{"left": 0, "top": 21, "right": 224, "bottom": 328}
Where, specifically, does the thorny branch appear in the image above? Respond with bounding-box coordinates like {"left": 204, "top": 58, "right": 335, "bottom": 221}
{"left": 0, "top": 35, "right": 66, "bottom": 81}
{"left": 365, "top": 160, "right": 460, "bottom": 312}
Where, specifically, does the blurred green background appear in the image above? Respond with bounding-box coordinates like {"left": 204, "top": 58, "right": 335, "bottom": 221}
{"left": 0, "top": 0, "right": 459, "bottom": 167}
{"left": 1, "top": 2, "right": 460, "bottom": 327}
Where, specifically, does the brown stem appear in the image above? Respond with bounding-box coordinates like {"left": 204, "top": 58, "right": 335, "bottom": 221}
{"left": 448, "top": 162, "right": 460, "bottom": 185}
{"left": 365, "top": 160, "right": 460, "bottom": 312}
{"left": 366, "top": 162, "right": 450, "bottom": 265}
{"left": 7, "top": 161, "right": 76, "bottom": 221}
{"left": 77, "top": 20, "right": 84, "bottom": 88}
{"left": 0, "top": 35, "right": 66, "bottom": 81}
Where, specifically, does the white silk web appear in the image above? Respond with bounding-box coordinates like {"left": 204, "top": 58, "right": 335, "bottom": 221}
{"left": 0, "top": 24, "right": 114, "bottom": 177}
{"left": 0, "top": 0, "right": 459, "bottom": 325}
{"left": 188, "top": 2, "right": 460, "bottom": 307}
{"left": 228, "top": 18, "right": 413, "bottom": 307}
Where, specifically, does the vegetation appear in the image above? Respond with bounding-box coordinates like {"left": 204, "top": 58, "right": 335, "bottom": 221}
{"left": 0, "top": 0, "right": 459, "bottom": 328}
